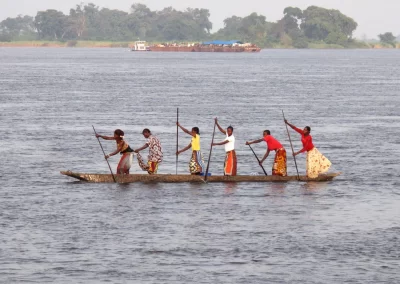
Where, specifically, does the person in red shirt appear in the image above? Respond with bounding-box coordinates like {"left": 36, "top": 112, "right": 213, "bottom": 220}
{"left": 284, "top": 119, "right": 331, "bottom": 178}
{"left": 246, "top": 130, "right": 287, "bottom": 176}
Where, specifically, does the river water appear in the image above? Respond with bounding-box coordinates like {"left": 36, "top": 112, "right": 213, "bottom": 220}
{"left": 0, "top": 48, "right": 399, "bottom": 283}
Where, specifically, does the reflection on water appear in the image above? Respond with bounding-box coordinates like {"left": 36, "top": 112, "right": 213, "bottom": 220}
{"left": 264, "top": 182, "right": 288, "bottom": 196}
{"left": 301, "top": 181, "right": 330, "bottom": 192}
{"left": 269, "top": 182, "right": 288, "bottom": 191}
{"left": 224, "top": 182, "right": 238, "bottom": 194}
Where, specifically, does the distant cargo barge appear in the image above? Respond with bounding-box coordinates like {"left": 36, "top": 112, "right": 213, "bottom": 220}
{"left": 131, "top": 40, "right": 261, "bottom": 53}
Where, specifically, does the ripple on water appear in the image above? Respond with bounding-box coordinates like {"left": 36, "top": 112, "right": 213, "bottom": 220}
{"left": 0, "top": 48, "right": 399, "bottom": 283}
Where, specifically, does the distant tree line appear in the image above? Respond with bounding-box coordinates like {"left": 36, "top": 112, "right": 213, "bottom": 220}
{"left": 0, "top": 3, "right": 212, "bottom": 42}
{"left": 378, "top": 32, "right": 397, "bottom": 47}
{"left": 214, "top": 6, "right": 360, "bottom": 48}
{"left": 0, "top": 3, "right": 398, "bottom": 48}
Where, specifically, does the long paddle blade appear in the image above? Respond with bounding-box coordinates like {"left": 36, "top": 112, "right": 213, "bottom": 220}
{"left": 247, "top": 144, "right": 268, "bottom": 176}
{"left": 92, "top": 125, "right": 116, "bottom": 183}
{"left": 204, "top": 121, "right": 217, "bottom": 182}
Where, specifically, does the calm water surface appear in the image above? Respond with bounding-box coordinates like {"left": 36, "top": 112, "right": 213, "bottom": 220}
{"left": 0, "top": 48, "right": 399, "bottom": 283}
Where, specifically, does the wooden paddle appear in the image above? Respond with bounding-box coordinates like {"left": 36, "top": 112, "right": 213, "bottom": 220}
{"left": 247, "top": 144, "right": 268, "bottom": 176}
{"left": 176, "top": 108, "right": 179, "bottom": 175}
{"left": 204, "top": 121, "right": 217, "bottom": 182}
{"left": 92, "top": 125, "right": 116, "bottom": 183}
{"left": 282, "top": 110, "right": 300, "bottom": 180}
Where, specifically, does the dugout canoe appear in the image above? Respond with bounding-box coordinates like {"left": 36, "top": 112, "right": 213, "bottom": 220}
{"left": 60, "top": 171, "right": 341, "bottom": 183}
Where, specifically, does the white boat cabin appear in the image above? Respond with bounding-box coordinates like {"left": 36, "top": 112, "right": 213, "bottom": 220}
{"left": 131, "top": 41, "right": 149, "bottom": 51}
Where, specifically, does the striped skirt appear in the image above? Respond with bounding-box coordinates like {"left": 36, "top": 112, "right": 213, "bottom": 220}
{"left": 224, "top": 150, "right": 237, "bottom": 176}
{"left": 189, "top": 150, "right": 205, "bottom": 174}
{"left": 117, "top": 153, "right": 133, "bottom": 174}
{"left": 272, "top": 148, "right": 287, "bottom": 176}
{"left": 306, "top": 147, "right": 332, "bottom": 178}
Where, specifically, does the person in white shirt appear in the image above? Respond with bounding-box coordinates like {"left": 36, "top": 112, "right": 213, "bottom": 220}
{"left": 212, "top": 118, "right": 237, "bottom": 176}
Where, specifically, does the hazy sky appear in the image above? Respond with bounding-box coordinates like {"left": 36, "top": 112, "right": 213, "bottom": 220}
{"left": 1, "top": 0, "right": 399, "bottom": 38}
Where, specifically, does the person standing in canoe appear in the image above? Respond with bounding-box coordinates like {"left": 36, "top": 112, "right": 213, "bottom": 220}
{"left": 176, "top": 123, "right": 205, "bottom": 175}
{"left": 211, "top": 118, "right": 237, "bottom": 176}
{"left": 284, "top": 119, "right": 331, "bottom": 178}
{"left": 95, "top": 129, "right": 134, "bottom": 174}
{"left": 133, "top": 128, "right": 163, "bottom": 174}
{"left": 245, "top": 130, "right": 287, "bottom": 176}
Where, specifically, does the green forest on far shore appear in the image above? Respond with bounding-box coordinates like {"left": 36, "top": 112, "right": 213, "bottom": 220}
{"left": 0, "top": 3, "right": 399, "bottom": 48}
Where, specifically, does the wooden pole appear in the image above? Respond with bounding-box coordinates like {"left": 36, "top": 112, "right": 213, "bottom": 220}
{"left": 282, "top": 110, "right": 300, "bottom": 180}
{"left": 92, "top": 125, "right": 116, "bottom": 183}
{"left": 247, "top": 144, "right": 268, "bottom": 176}
{"left": 176, "top": 108, "right": 179, "bottom": 175}
{"left": 204, "top": 121, "right": 217, "bottom": 182}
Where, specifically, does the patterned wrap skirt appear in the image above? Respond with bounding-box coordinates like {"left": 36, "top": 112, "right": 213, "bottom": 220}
{"left": 189, "top": 150, "right": 205, "bottom": 174}
{"left": 117, "top": 153, "right": 133, "bottom": 174}
{"left": 306, "top": 147, "right": 332, "bottom": 178}
{"left": 224, "top": 150, "right": 237, "bottom": 176}
{"left": 136, "top": 152, "right": 159, "bottom": 174}
{"left": 272, "top": 148, "right": 287, "bottom": 176}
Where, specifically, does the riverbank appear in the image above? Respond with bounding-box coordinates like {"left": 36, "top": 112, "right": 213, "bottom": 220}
{"left": 0, "top": 41, "right": 130, "bottom": 48}
{"left": 0, "top": 40, "right": 399, "bottom": 49}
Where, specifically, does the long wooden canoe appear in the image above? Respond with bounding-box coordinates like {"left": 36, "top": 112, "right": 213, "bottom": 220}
{"left": 60, "top": 171, "right": 341, "bottom": 183}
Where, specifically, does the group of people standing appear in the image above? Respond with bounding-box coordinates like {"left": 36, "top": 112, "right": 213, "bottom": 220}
{"left": 176, "top": 118, "right": 237, "bottom": 176}
{"left": 96, "top": 118, "right": 332, "bottom": 178}
{"left": 95, "top": 128, "right": 163, "bottom": 175}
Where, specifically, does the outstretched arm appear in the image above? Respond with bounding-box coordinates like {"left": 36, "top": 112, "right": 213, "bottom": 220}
{"left": 105, "top": 141, "right": 123, "bottom": 159}
{"left": 284, "top": 119, "right": 303, "bottom": 135}
{"left": 212, "top": 140, "right": 229, "bottom": 146}
{"left": 134, "top": 143, "right": 149, "bottom": 153}
{"left": 215, "top": 118, "right": 226, "bottom": 135}
{"left": 96, "top": 134, "right": 115, "bottom": 140}
{"left": 294, "top": 136, "right": 312, "bottom": 156}
{"left": 259, "top": 149, "right": 271, "bottom": 164}
{"left": 284, "top": 119, "right": 296, "bottom": 130}
{"left": 245, "top": 138, "right": 263, "bottom": 145}
{"left": 177, "top": 143, "right": 192, "bottom": 155}
{"left": 177, "top": 122, "right": 196, "bottom": 137}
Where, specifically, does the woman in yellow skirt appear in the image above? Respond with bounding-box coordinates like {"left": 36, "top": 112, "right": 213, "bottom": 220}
{"left": 284, "top": 120, "right": 331, "bottom": 178}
